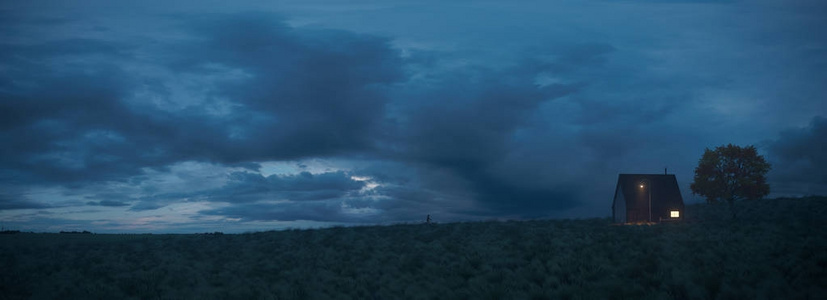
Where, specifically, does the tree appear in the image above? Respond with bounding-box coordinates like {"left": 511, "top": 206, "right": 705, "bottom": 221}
{"left": 691, "top": 144, "right": 771, "bottom": 209}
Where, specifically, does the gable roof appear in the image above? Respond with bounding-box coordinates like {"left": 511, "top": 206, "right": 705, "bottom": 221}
{"left": 615, "top": 174, "right": 683, "bottom": 202}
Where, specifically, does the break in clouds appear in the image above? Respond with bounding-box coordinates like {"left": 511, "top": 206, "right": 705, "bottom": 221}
{"left": 1, "top": 1, "right": 826, "bottom": 232}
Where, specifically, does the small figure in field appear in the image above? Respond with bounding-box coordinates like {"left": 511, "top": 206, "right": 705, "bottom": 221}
{"left": 426, "top": 214, "right": 431, "bottom": 224}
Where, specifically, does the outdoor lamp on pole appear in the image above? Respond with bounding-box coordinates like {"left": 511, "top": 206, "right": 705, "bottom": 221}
{"left": 640, "top": 179, "right": 651, "bottom": 222}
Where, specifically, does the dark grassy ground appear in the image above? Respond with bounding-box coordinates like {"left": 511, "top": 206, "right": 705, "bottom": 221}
{"left": 1, "top": 197, "right": 825, "bottom": 299}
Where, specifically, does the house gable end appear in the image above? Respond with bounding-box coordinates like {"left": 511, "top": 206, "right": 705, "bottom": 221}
{"left": 614, "top": 173, "right": 685, "bottom": 223}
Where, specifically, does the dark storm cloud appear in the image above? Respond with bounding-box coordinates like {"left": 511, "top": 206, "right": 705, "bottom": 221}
{"left": 372, "top": 49, "right": 618, "bottom": 216}
{"left": 0, "top": 194, "right": 49, "bottom": 210}
{"left": 81, "top": 190, "right": 137, "bottom": 207}
{"left": 195, "top": 171, "right": 376, "bottom": 223}
{"left": 184, "top": 40, "right": 632, "bottom": 220}
{"left": 0, "top": 65, "right": 138, "bottom": 183}
{"left": 0, "top": 12, "right": 404, "bottom": 185}
{"left": 206, "top": 171, "right": 365, "bottom": 203}
{"left": 768, "top": 116, "right": 827, "bottom": 187}
{"left": 1, "top": 10, "right": 607, "bottom": 221}
{"left": 168, "top": 13, "right": 404, "bottom": 161}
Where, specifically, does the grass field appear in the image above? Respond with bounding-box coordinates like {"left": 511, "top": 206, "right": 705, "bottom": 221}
{"left": 1, "top": 197, "right": 825, "bottom": 299}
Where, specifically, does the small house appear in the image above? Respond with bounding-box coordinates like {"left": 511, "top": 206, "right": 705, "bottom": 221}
{"left": 612, "top": 174, "right": 684, "bottom": 223}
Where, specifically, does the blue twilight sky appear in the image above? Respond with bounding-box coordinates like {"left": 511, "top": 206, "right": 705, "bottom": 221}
{"left": 1, "top": 0, "right": 825, "bottom": 233}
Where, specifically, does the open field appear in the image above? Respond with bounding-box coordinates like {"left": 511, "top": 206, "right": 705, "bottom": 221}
{"left": 1, "top": 197, "right": 825, "bottom": 299}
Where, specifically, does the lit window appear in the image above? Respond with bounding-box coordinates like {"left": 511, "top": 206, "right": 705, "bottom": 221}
{"left": 670, "top": 210, "right": 680, "bottom": 218}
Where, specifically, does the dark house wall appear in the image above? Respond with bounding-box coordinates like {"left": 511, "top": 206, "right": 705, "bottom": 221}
{"left": 612, "top": 184, "right": 627, "bottom": 223}
{"left": 613, "top": 174, "right": 685, "bottom": 223}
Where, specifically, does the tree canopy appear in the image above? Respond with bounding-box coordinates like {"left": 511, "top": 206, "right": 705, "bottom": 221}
{"left": 690, "top": 144, "right": 771, "bottom": 204}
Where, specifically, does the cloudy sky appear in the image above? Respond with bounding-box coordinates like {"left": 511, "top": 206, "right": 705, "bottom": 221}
{"left": 1, "top": 0, "right": 825, "bottom": 233}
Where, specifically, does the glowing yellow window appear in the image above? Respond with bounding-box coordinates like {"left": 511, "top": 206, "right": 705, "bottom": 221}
{"left": 670, "top": 210, "right": 680, "bottom": 218}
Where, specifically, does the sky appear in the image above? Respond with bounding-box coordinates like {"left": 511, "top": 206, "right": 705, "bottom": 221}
{"left": 1, "top": 0, "right": 826, "bottom": 233}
